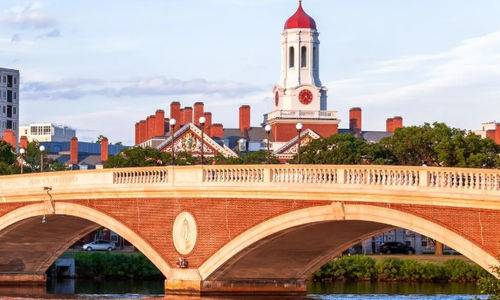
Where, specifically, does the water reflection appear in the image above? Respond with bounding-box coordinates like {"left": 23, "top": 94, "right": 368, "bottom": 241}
{"left": 0, "top": 279, "right": 485, "bottom": 300}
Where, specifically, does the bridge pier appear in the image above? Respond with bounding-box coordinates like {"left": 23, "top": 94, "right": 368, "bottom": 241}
{"left": 165, "top": 270, "right": 306, "bottom": 296}
{"left": 165, "top": 278, "right": 307, "bottom": 296}
{"left": 0, "top": 274, "right": 46, "bottom": 285}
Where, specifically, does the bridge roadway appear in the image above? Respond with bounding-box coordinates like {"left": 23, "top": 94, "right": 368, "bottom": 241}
{"left": 0, "top": 165, "right": 499, "bottom": 295}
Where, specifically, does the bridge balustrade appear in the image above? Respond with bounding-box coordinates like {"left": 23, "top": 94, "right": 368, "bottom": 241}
{"left": 0, "top": 166, "right": 499, "bottom": 203}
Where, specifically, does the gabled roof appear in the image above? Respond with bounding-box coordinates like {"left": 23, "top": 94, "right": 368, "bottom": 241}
{"left": 157, "top": 123, "right": 237, "bottom": 158}
{"left": 274, "top": 129, "right": 320, "bottom": 159}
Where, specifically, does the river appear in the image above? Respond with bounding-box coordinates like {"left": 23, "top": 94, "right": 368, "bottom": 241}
{"left": 0, "top": 279, "right": 485, "bottom": 300}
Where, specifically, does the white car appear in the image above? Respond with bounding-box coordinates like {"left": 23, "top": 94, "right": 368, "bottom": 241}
{"left": 82, "top": 240, "right": 116, "bottom": 252}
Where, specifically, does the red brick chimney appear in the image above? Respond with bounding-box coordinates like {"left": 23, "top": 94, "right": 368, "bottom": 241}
{"left": 70, "top": 137, "right": 78, "bottom": 165}
{"left": 193, "top": 102, "right": 204, "bottom": 126}
{"left": 170, "top": 102, "right": 181, "bottom": 130}
{"left": 134, "top": 122, "right": 140, "bottom": 145}
{"left": 19, "top": 136, "right": 28, "bottom": 150}
{"left": 101, "top": 137, "right": 108, "bottom": 162}
{"left": 239, "top": 105, "right": 251, "bottom": 134}
{"left": 139, "top": 120, "right": 147, "bottom": 144}
{"left": 393, "top": 116, "right": 403, "bottom": 131}
{"left": 2, "top": 129, "right": 16, "bottom": 148}
{"left": 204, "top": 112, "right": 212, "bottom": 134}
{"left": 211, "top": 123, "right": 224, "bottom": 139}
{"left": 179, "top": 108, "right": 185, "bottom": 125}
{"left": 154, "top": 110, "right": 165, "bottom": 137}
{"left": 386, "top": 118, "right": 394, "bottom": 133}
{"left": 183, "top": 107, "right": 193, "bottom": 124}
{"left": 349, "top": 107, "right": 362, "bottom": 134}
{"left": 486, "top": 130, "right": 496, "bottom": 140}
{"left": 496, "top": 123, "right": 500, "bottom": 145}
{"left": 146, "top": 115, "right": 155, "bottom": 140}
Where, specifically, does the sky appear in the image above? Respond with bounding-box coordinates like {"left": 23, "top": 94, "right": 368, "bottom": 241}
{"left": 1, "top": 0, "right": 499, "bottom": 145}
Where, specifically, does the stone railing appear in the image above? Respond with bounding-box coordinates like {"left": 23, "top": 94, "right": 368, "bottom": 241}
{"left": 265, "top": 109, "right": 338, "bottom": 121}
{"left": 0, "top": 166, "right": 498, "bottom": 202}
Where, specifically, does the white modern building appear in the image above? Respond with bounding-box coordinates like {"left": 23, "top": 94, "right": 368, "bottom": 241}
{"left": 0, "top": 68, "right": 20, "bottom": 140}
{"left": 19, "top": 123, "right": 76, "bottom": 142}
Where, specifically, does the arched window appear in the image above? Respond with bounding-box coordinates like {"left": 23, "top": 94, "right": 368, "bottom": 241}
{"left": 313, "top": 46, "right": 317, "bottom": 69}
{"left": 301, "top": 46, "right": 307, "bottom": 68}
{"left": 289, "top": 47, "right": 295, "bottom": 68}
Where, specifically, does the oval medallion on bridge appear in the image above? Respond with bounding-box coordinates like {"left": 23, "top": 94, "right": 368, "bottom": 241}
{"left": 172, "top": 212, "right": 198, "bottom": 255}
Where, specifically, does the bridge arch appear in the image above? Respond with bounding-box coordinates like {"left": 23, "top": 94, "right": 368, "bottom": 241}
{"left": 0, "top": 202, "right": 171, "bottom": 279}
{"left": 200, "top": 203, "right": 499, "bottom": 280}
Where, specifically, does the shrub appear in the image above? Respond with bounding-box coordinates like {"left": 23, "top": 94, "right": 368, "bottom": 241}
{"left": 376, "top": 258, "right": 402, "bottom": 280}
{"left": 421, "top": 262, "right": 443, "bottom": 281}
{"left": 442, "top": 259, "right": 476, "bottom": 281}
{"left": 74, "top": 252, "right": 162, "bottom": 279}
{"left": 398, "top": 259, "right": 424, "bottom": 281}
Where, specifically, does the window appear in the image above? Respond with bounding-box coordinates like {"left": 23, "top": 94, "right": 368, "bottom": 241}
{"left": 313, "top": 46, "right": 317, "bottom": 69}
{"left": 13, "top": 92, "right": 16, "bottom": 100}
{"left": 13, "top": 77, "right": 16, "bottom": 85}
{"left": 289, "top": 47, "right": 295, "bottom": 68}
{"left": 13, "top": 107, "right": 16, "bottom": 115}
{"left": 6, "top": 120, "right": 12, "bottom": 129}
{"left": 301, "top": 46, "right": 307, "bottom": 68}
{"left": 421, "top": 240, "right": 428, "bottom": 247}
{"left": 7, "top": 90, "right": 12, "bottom": 102}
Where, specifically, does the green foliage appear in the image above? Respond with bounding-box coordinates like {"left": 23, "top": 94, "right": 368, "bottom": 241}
{"left": 74, "top": 252, "right": 162, "bottom": 279}
{"left": 379, "top": 123, "right": 500, "bottom": 168}
{"left": 214, "top": 150, "right": 280, "bottom": 165}
{"left": 314, "top": 256, "right": 487, "bottom": 283}
{"left": 376, "top": 258, "right": 402, "bottom": 280}
{"left": 421, "top": 262, "right": 444, "bottom": 281}
{"left": 477, "top": 250, "right": 500, "bottom": 299}
{"left": 292, "top": 133, "right": 393, "bottom": 165}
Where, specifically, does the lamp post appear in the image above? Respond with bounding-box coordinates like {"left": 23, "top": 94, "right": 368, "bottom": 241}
{"left": 199, "top": 116, "right": 206, "bottom": 165}
{"left": 39, "top": 145, "right": 45, "bottom": 172}
{"left": 19, "top": 148, "right": 25, "bottom": 174}
{"left": 296, "top": 123, "right": 303, "bottom": 164}
{"left": 265, "top": 125, "right": 271, "bottom": 164}
{"left": 170, "top": 119, "right": 176, "bottom": 165}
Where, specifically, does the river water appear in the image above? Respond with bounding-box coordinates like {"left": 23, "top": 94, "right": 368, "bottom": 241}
{"left": 0, "top": 279, "right": 485, "bottom": 300}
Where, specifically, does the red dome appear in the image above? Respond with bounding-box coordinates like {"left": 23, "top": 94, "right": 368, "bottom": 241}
{"left": 284, "top": 1, "right": 317, "bottom": 30}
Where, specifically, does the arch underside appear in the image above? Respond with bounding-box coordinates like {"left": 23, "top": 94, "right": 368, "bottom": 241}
{"left": 0, "top": 203, "right": 171, "bottom": 280}
{"left": 0, "top": 215, "right": 99, "bottom": 276}
{"left": 202, "top": 204, "right": 500, "bottom": 281}
{"left": 207, "top": 220, "right": 393, "bottom": 281}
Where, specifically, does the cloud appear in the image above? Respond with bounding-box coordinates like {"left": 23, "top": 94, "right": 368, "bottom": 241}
{"left": 327, "top": 31, "right": 500, "bottom": 131}
{"left": 37, "top": 29, "right": 60, "bottom": 39}
{"left": 0, "top": 3, "right": 56, "bottom": 29}
{"left": 21, "top": 76, "right": 259, "bottom": 100}
{"left": 10, "top": 34, "right": 21, "bottom": 43}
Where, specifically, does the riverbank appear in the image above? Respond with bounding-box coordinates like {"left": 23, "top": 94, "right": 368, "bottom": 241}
{"left": 312, "top": 255, "right": 490, "bottom": 282}
{"left": 53, "top": 252, "right": 163, "bottom": 280}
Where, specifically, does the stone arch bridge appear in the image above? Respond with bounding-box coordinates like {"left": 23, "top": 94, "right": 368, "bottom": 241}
{"left": 0, "top": 165, "right": 499, "bottom": 295}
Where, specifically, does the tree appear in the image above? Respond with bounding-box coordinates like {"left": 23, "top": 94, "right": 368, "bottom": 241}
{"left": 476, "top": 248, "right": 500, "bottom": 300}
{"left": 95, "top": 135, "right": 106, "bottom": 144}
{"left": 214, "top": 150, "right": 280, "bottom": 165}
{"left": 291, "top": 133, "right": 393, "bottom": 165}
{"left": 104, "top": 147, "right": 197, "bottom": 168}
{"left": 379, "top": 123, "right": 500, "bottom": 168}
{"left": 0, "top": 141, "right": 18, "bottom": 175}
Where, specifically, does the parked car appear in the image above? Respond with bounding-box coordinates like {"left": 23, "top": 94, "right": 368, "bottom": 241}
{"left": 380, "top": 242, "right": 415, "bottom": 254}
{"left": 82, "top": 240, "right": 116, "bottom": 252}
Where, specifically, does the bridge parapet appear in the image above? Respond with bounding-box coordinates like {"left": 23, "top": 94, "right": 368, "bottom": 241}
{"left": 0, "top": 165, "right": 499, "bottom": 206}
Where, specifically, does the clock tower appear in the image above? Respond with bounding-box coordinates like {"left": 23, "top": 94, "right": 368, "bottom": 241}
{"left": 266, "top": 0, "right": 339, "bottom": 142}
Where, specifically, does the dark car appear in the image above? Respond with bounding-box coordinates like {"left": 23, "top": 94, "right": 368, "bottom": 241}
{"left": 380, "top": 242, "right": 415, "bottom": 254}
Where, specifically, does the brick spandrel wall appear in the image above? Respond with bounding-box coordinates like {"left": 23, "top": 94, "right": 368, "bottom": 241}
{"left": 355, "top": 202, "right": 500, "bottom": 258}
{"left": 63, "top": 198, "right": 330, "bottom": 268}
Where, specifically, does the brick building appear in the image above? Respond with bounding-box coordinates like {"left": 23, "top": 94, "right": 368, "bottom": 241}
{"left": 133, "top": 2, "right": 406, "bottom": 160}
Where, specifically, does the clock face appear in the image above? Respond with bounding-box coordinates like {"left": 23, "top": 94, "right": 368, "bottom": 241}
{"left": 275, "top": 91, "right": 279, "bottom": 106}
{"left": 299, "top": 89, "right": 313, "bottom": 105}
